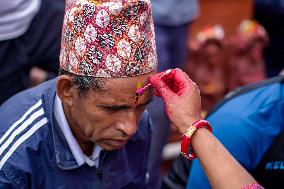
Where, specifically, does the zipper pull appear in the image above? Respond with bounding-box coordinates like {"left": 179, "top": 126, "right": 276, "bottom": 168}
{"left": 97, "top": 168, "right": 103, "bottom": 178}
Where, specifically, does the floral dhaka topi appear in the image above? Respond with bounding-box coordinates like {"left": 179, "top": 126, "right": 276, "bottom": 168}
{"left": 60, "top": 0, "right": 158, "bottom": 78}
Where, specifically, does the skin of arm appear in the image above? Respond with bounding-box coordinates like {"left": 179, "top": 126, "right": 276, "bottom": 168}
{"left": 191, "top": 128, "right": 256, "bottom": 189}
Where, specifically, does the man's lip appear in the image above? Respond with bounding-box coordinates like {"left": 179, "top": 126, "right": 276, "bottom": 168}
{"left": 103, "top": 139, "right": 127, "bottom": 147}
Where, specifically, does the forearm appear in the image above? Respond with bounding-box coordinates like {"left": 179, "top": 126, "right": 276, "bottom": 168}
{"left": 191, "top": 128, "right": 257, "bottom": 189}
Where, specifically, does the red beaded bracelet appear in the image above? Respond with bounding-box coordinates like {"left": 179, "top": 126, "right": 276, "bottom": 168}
{"left": 181, "top": 120, "right": 212, "bottom": 160}
{"left": 242, "top": 183, "right": 264, "bottom": 189}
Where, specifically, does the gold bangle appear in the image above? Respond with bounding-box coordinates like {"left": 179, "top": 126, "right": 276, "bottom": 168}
{"left": 184, "top": 125, "right": 197, "bottom": 138}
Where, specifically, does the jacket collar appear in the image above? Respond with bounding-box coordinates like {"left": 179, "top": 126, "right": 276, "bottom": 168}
{"left": 53, "top": 95, "right": 102, "bottom": 168}
{"left": 41, "top": 78, "right": 84, "bottom": 170}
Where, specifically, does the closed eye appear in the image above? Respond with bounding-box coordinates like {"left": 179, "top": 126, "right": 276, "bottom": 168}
{"left": 99, "top": 98, "right": 153, "bottom": 113}
{"left": 102, "top": 105, "right": 130, "bottom": 113}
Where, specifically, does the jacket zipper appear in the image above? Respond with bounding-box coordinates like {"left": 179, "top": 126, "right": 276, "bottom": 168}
{"left": 96, "top": 151, "right": 106, "bottom": 189}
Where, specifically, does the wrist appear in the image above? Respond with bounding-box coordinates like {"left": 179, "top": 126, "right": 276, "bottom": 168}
{"left": 180, "top": 120, "right": 212, "bottom": 160}
{"left": 191, "top": 128, "right": 212, "bottom": 147}
{"left": 179, "top": 116, "right": 202, "bottom": 134}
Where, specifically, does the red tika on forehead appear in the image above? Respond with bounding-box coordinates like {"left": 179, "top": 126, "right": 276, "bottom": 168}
{"left": 60, "top": 0, "right": 157, "bottom": 78}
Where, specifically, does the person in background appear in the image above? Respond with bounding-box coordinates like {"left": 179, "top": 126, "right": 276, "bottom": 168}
{"left": 192, "top": 25, "right": 227, "bottom": 111}
{"left": 253, "top": 0, "right": 284, "bottom": 77}
{"left": 0, "top": 0, "right": 65, "bottom": 104}
{"left": 228, "top": 19, "right": 267, "bottom": 91}
{"left": 147, "top": 0, "right": 199, "bottom": 187}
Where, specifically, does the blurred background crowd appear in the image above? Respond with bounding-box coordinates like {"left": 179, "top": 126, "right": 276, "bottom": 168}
{"left": 0, "top": 0, "right": 283, "bottom": 186}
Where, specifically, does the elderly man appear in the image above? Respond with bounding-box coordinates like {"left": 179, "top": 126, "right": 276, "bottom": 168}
{"left": 0, "top": 0, "right": 158, "bottom": 188}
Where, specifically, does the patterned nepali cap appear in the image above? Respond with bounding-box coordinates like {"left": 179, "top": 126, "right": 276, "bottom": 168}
{"left": 60, "top": 0, "right": 158, "bottom": 78}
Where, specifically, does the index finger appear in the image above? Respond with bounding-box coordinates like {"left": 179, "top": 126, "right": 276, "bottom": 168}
{"left": 163, "top": 68, "right": 191, "bottom": 83}
{"left": 162, "top": 68, "right": 193, "bottom": 94}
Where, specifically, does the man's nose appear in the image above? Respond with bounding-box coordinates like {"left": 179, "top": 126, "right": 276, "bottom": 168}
{"left": 116, "top": 111, "right": 137, "bottom": 137}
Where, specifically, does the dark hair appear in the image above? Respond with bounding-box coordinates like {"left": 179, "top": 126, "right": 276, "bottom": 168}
{"left": 59, "top": 68, "right": 104, "bottom": 95}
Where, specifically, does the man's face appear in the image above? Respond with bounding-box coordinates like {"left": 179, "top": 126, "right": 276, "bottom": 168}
{"left": 68, "top": 72, "right": 154, "bottom": 151}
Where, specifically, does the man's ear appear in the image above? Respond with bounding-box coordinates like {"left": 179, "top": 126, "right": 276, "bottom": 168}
{"left": 56, "top": 75, "right": 78, "bottom": 107}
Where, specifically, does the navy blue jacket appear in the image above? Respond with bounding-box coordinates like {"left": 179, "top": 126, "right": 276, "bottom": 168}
{"left": 0, "top": 79, "right": 153, "bottom": 189}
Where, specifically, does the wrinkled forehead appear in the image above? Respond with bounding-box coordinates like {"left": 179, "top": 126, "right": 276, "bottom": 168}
{"left": 94, "top": 72, "right": 154, "bottom": 102}
{"left": 104, "top": 74, "right": 149, "bottom": 92}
